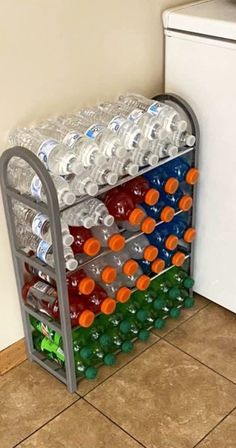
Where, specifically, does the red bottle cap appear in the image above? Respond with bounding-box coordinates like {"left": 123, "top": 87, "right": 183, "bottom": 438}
{"left": 78, "top": 277, "right": 95, "bottom": 295}
{"left": 140, "top": 217, "right": 156, "bottom": 234}
{"left": 186, "top": 168, "right": 199, "bottom": 185}
{"left": 143, "top": 246, "right": 158, "bottom": 262}
{"left": 160, "top": 206, "right": 175, "bottom": 222}
{"left": 78, "top": 310, "right": 95, "bottom": 328}
{"left": 164, "top": 178, "right": 179, "bottom": 194}
{"left": 165, "top": 235, "right": 178, "bottom": 251}
{"left": 108, "top": 234, "right": 125, "bottom": 252}
{"left": 83, "top": 238, "right": 101, "bottom": 256}
{"left": 123, "top": 259, "right": 138, "bottom": 276}
{"left": 184, "top": 227, "right": 197, "bottom": 243}
{"left": 144, "top": 188, "right": 160, "bottom": 206}
{"left": 179, "top": 195, "right": 193, "bottom": 211}
{"left": 151, "top": 258, "right": 165, "bottom": 274}
{"left": 116, "top": 287, "right": 132, "bottom": 303}
{"left": 100, "top": 298, "right": 116, "bottom": 315}
{"left": 136, "top": 275, "right": 151, "bottom": 291}
{"left": 101, "top": 266, "right": 117, "bottom": 284}
{"left": 129, "top": 208, "right": 145, "bottom": 226}
{"left": 172, "top": 251, "right": 185, "bottom": 267}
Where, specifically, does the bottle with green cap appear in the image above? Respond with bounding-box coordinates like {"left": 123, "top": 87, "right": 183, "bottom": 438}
{"left": 131, "top": 289, "right": 156, "bottom": 308}
{"left": 99, "top": 328, "right": 134, "bottom": 354}
{"left": 168, "top": 286, "right": 195, "bottom": 309}
{"left": 116, "top": 301, "right": 139, "bottom": 318}
{"left": 74, "top": 351, "right": 98, "bottom": 380}
{"left": 165, "top": 267, "right": 194, "bottom": 289}
{"left": 96, "top": 312, "right": 124, "bottom": 331}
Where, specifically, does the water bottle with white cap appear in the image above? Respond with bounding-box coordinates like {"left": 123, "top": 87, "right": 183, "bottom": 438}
{"left": 62, "top": 203, "right": 94, "bottom": 229}
{"left": 168, "top": 130, "right": 196, "bottom": 148}
{"left": 67, "top": 170, "right": 98, "bottom": 197}
{"left": 108, "top": 157, "right": 139, "bottom": 178}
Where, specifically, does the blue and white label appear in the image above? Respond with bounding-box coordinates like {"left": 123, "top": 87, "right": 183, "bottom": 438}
{"left": 36, "top": 240, "right": 51, "bottom": 263}
{"left": 63, "top": 131, "right": 82, "bottom": 148}
{"left": 108, "top": 116, "right": 126, "bottom": 133}
{"left": 30, "top": 175, "right": 42, "bottom": 200}
{"left": 85, "top": 124, "right": 104, "bottom": 139}
{"left": 37, "top": 139, "right": 58, "bottom": 168}
{"left": 148, "top": 101, "right": 161, "bottom": 115}
{"left": 128, "top": 108, "right": 144, "bottom": 122}
{"left": 32, "top": 213, "right": 48, "bottom": 238}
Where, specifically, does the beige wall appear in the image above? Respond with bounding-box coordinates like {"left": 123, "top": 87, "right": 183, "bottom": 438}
{"left": 0, "top": 0, "right": 191, "bottom": 350}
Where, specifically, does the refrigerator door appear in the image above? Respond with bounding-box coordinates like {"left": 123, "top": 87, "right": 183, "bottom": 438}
{"left": 164, "top": 19, "right": 236, "bottom": 312}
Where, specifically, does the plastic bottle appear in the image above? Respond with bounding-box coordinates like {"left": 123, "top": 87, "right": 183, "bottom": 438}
{"left": 122, "top": 176, "right": 160, "bottom": 206}
{"left": 147, "top": 225, "right": 178, "bottom": 251}
{"left": 108, "top": 157, "right": 139, "bottom": 177}
{"left": 104, "top": 251, "right": 138, "bottom": 276}
{"left": 126, "top": 234, "right": 158, "bottom": 262}
{"left": 102, "top": 278, "right": 132, "bottom": 303}
{"left": 129, "top": 147, "right": 159, "bottom": 168}
{"left": 67, "top": 170, "right": 99, "bottom": 197}
{"left": 120, "top": 266, "right": 151, "bottom": 291}
{"left": 152, "top": 141, "right": 179, "bottom": 159}
{"left": 9, "top": 128, "right": 82, "bottom": 176}
{"left": 87, "top": 164, "right": 118, "bottom": 186}
{"left": 158, "top": 247, "right": 186, "bottom": 268}
{"left": 166, "top": 214, "right": 197, "bottom": 244}
{"left": 33, "top": 332, "right": 65, "bottom": 364}
{"left": 144, "top": 166, "right": 179, "bottom": 195}
{"left": 165, "top": 266, "right": 194, "bottom": 289}
{"left": 165, "top": 157, "right": 199, "bottom": 185}
{"left": 83, "top": 258, "right": 117, "bottom": 284}
{"left": 69, "top": 226, "right": 100, "bottom": 256}
{"left": 7, "top": 158, "right": 76, "bottom": 207}
{"left": 22, "top": 279, "right": 95, "bottom": 327}
{"left": 79, "top": 284, "right": 116, "bottom": 316}
{"left": 30, "top": 316, "right": 55, "bottom": 341}
{"left": 62, "top": 203, "right": 94, "bottom": 229}
{"left": 82, "top": 198, "right": 114, "bottom": 227}
{"left": 79, "top": 342, "right": 116, "bottom": 367}
{"left": 91, "top": 222, "right": 125, "bottom": 252}
{"left": 162, "top": 188, "right": 193, "bottom": 212}
{"left": 142, "top": 201, "right": 175, "bottom": 223}
{"left": 168, "top": 130, "right": 196, "bottom": 148}
{"left": 99, "top": 329, "right": 134, "bottom": 354}
{"left": 168, "top": 286, "right": 195, "bottom": 309}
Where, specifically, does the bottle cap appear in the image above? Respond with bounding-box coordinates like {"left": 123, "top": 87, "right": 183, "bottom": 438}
{"left": 108, "top": 234, "right": 125, "bottom": 252}
{"left": 186, "top": 135, "right": 196, "bottom": 147}
{"left": 143, "top": 245, "right": 158, "bottom": 262}
{"left": 167, "top": 145, "right": 178, "bottom": 157}
{"left": 148, "top": 154, "right": 159, "bottom": 166}
{"left": 123, "top": 260, "right": 138, "bottom": 276}
{"left": 80, "top": 347, "right": 92, "bottom": 360}
{"left": 184, "top": 297, "right": 195, "bottom": 308}
{"left": 121, "top": 341, "right": 133, "bottom": 353}
{"left": 151, "top": 258, "right": 165, "bottom": 274}
{"left": 177, "top": 120, "right": 187, "bottom": 132}
{"left": 116, "top": 287, "right": 132, "bottom": 303}
{"left": 85, "top": 366, "right": 97, "bottom": 380}
{"left": 107, "top": 172, "right": 119, "bottom": 186}
{"left": 83, "top": 217, "right": 94, "bottom": 229}
{"left": 170, "top": 307, "right": 181, "bottom": 319}
{"left": 165, "top": 235, "right": 178, "bottom": 251}
{"left": 136, "top": 309, "right": 148, "bottom": 322}
{"left": 63, "top": 233, "right": 74, "bottom": 247}
{"left": 129, "top": 207, "right": 145, "bottom": 226}
{"left": 63, "top": 191, "right": 76, "bottom": 206}
{"left": 78, "top": 310, "right": 95, "bottom": 328}
{"left": 66, "top": 258, "right": 78, "bottom": 272}
{"left": 184, "top": 227, "right": 196, "bottom": 243}
{"left": 78, "top": 277, "right": 95, "bottom": 295}
{"left": 153, "top": 298, "right": 166, "bottom": 310}
{"left": 100, "top": 298, "right": 116, "bottom": 315}
{"left": 138, "top": 329, "right": 150, "bottom": 341}
{"left": 136, "top": 275, "right": 150, "bottom": 291}
{"left": 86, "top": 181, "right": 99, "bottom": 197}
{"left": 83, "top": 238, "right": 101, "bottom": 256}
{"left": 101, "top": 266, "right": 117, "bottom": 284}
{"left": 164, "top": 178, "right": 179, "bottom": 194}
{"left": 183, "top": 277, "right": 195, "bottom": 289}
{"left": 172, "top": 251, "right": 185, "bottom": 267}
{"left": 141, "top": 217, "right": 156, "bottom": 234}
{"left": 144, "top": 188, "right": 160, "bottom": 206}
{"left": 168, "top": 287, "right": 180, "bottom": 300}
{"left": 160, "top": 206, "right": 175, "bottom": 222}
{"left": 103, "top": 353, "right": 116, "bottom": 366}
{"left": 99, "top": 334, "right": 112, "bottom": 347}
{"left": 179, "top": 195, "right": 193, "bottom": 212}
{"left": 103, "top": 215, "right": 114, "bottom": 227}
{"left": 128, "top": 163, "right": 139, "bottom": 176}
{"left": 186, "top": 167, "right": 199, "bottom": 185}
{"left": 119, "top": 320, "right": 131, "bottom": 334}
{"left": 154, "top": 318, "right": 166, "bottom": 329}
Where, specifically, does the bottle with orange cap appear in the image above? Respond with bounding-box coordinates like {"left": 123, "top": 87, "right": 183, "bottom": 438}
{"left": 165, "top": 157, "right": 199, "bottom": 186}
{"left": 142, "top": 200, "right": 175, "bottom": 223}
{"left": 144, "top": 166, "right": 179, "bottom": 195}
{"left": 102, "top": 278, "right": 132, "bottom": 304}
{"left": 66, "top": 269, "right": 95, "bottom": 296}
{"left": 83, "top": 257, "right": 118, "bottom": 285}
{"left": 69, "top": 226, "right": 101, "bottom": 257}
{"left": 122, "top": 175, "right": 160, "bottom": 207}
{"left": 166, "top": 214, "right": 197, "bottom": 244}
{"left": 161, "top": 187, "right": 193, "bottom": 213}
{"left": 104, "top": 250, "right": 139, "bottom": 277}
{"left": 91, "top": 222, "right": 125, "bottom": 252}
{"left": 157, "top": 247, "right": 186, "bottom": 269}
{"left": 120, "top": 266, "right": 151, "bottom": 291}
{"left": 147, "top": 224, "right": 179, "bottom": 252}
{"left": 80, "top": 283, "right": 116, "bottom": 316}
{"left": 126, "top": 234, "right": 159, "bottom": 262}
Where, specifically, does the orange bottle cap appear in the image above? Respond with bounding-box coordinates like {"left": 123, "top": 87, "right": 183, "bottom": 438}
{"left": 172, "top": 251, "right": 185, "bottom": 267}
{"left": 136, "top": 275, "right": 151, "bottom": 291}
{"left": 129, "top": 208, "right": 145, "bottom": 226}
{"left": 108, "top": 234, "right": 125, "bottom": 252}
{"left": 78, "top": 277, "right": 95, "bottom": 295}
{"left": 83, "top": 237, "right": 101, "bottom": 256}
{"left": 100, "top": 298, "right": 116, "bottom": 315}
{"left": 116, "top": 287, "right": 131, "bottom": 303}
{"left": 184, "top": 227, "right": 197, "bottom": 243}
{"left": 144, "top": 188, "right": 160, "bottom": 206}
{"left": 186, "top": 168, "right": 199, "bottom": 185}
{"left": 143, "top": 245, "right": 158, "bottom": 262}
{"left": 141, "top": 217, "right": 156, "bottom": 234}
{"left": 123, "top": 259, "right": 138, "bottom": 276}
{"left": 151, "top": 258, "right": 165, "bottom": 274}
{"left": 160, "top": 206, "right": 175, "bottom": 222}
{"left": 164, "top": 177, "right": 179, "bottom": 194}
{"left": 101, "top": 266, "right": 117, "bottom": 284}
{"left": 165, "top": 235, "right": 178, "bottom": 251}
{"left": 78, "top": 310, "right": 95, "bottom": 328}
{"left": 179, "top": 195, "right": 193, "bottom": 212}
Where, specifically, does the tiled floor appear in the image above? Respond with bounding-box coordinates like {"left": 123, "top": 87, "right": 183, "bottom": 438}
{"left": 1, "top": 295, "right": 236, "bottom": 448}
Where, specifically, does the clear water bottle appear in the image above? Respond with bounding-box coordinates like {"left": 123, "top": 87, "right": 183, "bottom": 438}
{"left": 68, "top": 170, "right": 98, "bottom": 197}
{"left": 104, "top": 251, "right": 138, "bottom": 276}
{"left": 9, "top": 128, "right": 81, "bottom": 176}
{"left": 108, "top": 157, "right": 139, "bottom": 177}
{"left": 167, "top": 130, "right": 196, "bottom": 148}
{"left": 82, "top": 198, "right": 114, "bottom": 227}
{"left": 7, "top": 158, "right": 76, "bottom": 207}
{"left": 88, "top": 164, "right": 118, "bottom": 186}
{"left": 129, "top": 146, "right": 159, "bottom": 168}
{"left": 147, "top": 140, "right": 178, "bottom": 158}
{"left": 83, "top": 258, "right": 117, "bottom": 284}
{"left": 13, "top": 201, "right": 74, "bottom": 246}
{"left": 91, "top": 222, "right": 125, "bottom": 252}
{"left": 126, "top": 234, "right": 158, "bottom": 262}
{"left": 119, "top": 93, "right": 187, "bottom": 133}
{"left": 62, "top": 203, "right": 94, "bottom": 229}
{"left": 38, "top": 120, "right": 106, "bottom": 169}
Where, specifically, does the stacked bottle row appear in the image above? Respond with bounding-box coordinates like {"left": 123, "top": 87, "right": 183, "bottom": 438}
{"left": 31, "top": 266, "right": 195, "bottom": 379}
{"left": 7, "top": 93, "right": 196, "bottom": 207}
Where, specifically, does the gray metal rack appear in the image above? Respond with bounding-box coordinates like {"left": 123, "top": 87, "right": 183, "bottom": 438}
{"left": 0, "top": 94, "right": 199, "bottom": 393}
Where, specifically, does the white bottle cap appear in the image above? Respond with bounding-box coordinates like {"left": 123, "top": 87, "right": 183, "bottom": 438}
{"left": 148, "top": 153, "right": 159, "bottom": 166}
{"left": 86, "top": 181, "right": 98, "bottom": 196}
{"left": 62, "top": 232, "right": 74, "bottom": 247}
{"left": 83, "top": 216, "right": 94, "bottom": 229}
{"left": 66, "top": 258, "right": 78, "bottom": 271}
{"left": 116, "top": 146, "right": 126, "bottom": 159}
{"left": 186, "top": 134, "right": 196, "bottom": 147}
{"left": 177, "top": 120, "right": 188, "bottom": 132}
{"left": 167, "top": 145, "right": 178, "bottom": 157}
{"left": 94, "top": 153, "right": 106, "bottom": 166}
{"left": 62, "top": 191, "right": 76, "bottom": 206}
{"left": 127, "top": 163, "right": 139, "bottom": 176}
{"left": 103, "top": 214, "right": 115, "bottom": 227}
{"left": 106, "top": 172, "right": 118, "bottom": 185}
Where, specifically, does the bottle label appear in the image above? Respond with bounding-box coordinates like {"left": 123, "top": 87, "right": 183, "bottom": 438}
{"left": 37, "top": 139, "right": 58, "bottom": 168}
{"left": 36, "top": 240, "right": 51, "bottom": 263}
{"left": 37, "top": 269, "right": 51, "bottom": 284}
{"left": 32, "top": 213, "right": 48, "bottom": 238}
{"left": 63, "top": 131, "right": 82, "bottom": 148}
{"left": 56, "top": 347, "right": 65, "bottom": 362}
{"left": 30, "top": 175, "right": 42, "bottom": 200}
{"left": 39, "top": 322, "right": 53, "bottom": 340}
{"left": 108, "top": 116, "right": 126, "bottom": 133}
{"left": 148, "top": 101, "right": 161, "bottom": 115}
{"left": 85, "top": 124, "right": 104, "bottom": 139}
{"left": 30, "top": 281, "right": 56, "bottom": 306}
{"left": 128, "top": 108, "right": 144, "bottom": 122}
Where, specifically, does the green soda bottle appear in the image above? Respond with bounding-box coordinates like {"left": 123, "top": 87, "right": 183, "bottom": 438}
{"left": 165, "top": 267, "right": 194, "bottom": 289}
{"left": 168, "top": 286, "right": 195, "bottom": 308}
{"left": 131, "top": 290, "right": 156, "bottom": 308}
{"left": 30, "top": 316, "right": 55, "bottom": 341}
{"left": 99, "top": 328, "right": 134, "bottom": 354}
{"left": 116, "top": 301, "right": 139, "bottom": 318}
{"left": 119, "top": 318, "right": 150, "bottom": 342}
{"left": 81, "top": 341, "right": 117, "bottom": 367}
{"left": 74, "top": 351, "right": 98, "bottom": 380}
{"left": 96, "top": 312, "right": 124, "bottom": 331}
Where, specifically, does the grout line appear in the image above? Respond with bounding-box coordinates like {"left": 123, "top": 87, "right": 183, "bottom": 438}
{"left": 163, "top": 339, "right": 236, "bottom": 387}
{"left": 83, "top": 397, "right": 146, "bottom": 448}
{"left": 13, "top": 396, "right": 81, "bottom": 447}
{"left": 193, "top": 405, "right": 236, "bottom": 448}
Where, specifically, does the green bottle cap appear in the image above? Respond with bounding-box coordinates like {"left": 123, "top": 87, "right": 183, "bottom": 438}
{"left": 154, "top": 318, "right": 166, "bottom": 329}
{"left": 119, "top": 320, "right": 131, "bottom": 334}
{"left": 121, "top": 341, "right": 134, "bottom": 353}
{"left": 80, "top": 347, "right": 93, "bottom": 360}
{"left": 184, "top": 297, "right": 195, "bottom": 308}
{"left": 138, "top": 329, "right": 150, "bottom": 342}
{"left": 103, "top": 353, "right": 116, "bottom": 366}
{"left": 85, "top": 366, "right": 98, "bottom": 380}
{"left": 99, "top": 334, "right": 112, "bottom": 347}
{"left": 168, "top": 287, "right": 181, "bottom": 300}
{"left": 136, "top": 309, "right": 148, "bottom": 322}
{"left": 170, "top": 307, "right": 181, "bottom": 319}
{"left": 183, "top": 277, "right": 195, "bottom": 289}
{"left": 153, "top": 298, "right": 165, "bottom": 310}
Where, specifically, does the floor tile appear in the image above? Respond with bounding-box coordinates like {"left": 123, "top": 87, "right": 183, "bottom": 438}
{"left": 77, "top": 333, "right": 159, "bottom": 396}
{"left": 152, "top": 293, "right": 209, "bottom": 337}
{"left": 18, "top": 400, "right": 142, "bottom": 448}
{"left": 196, "top": 409, "right": 236, "bottom": 448}
{"left": 166, "top": 303, "right": 236, "bottom": 383}
{"left": 0, "top": 360, "right": 77, "bottom": 448}
{"left": 86, "top": 340, "right": 236, "bottom": 448}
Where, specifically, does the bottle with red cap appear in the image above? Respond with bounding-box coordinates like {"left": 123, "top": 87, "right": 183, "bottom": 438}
{"left": 121, "top": 175, "right": 160, "bottom": 207}
{"left": 161, "top": 187, "right": 193, "bottom": 213}
{"left": 165, "top": 157, "right": 199, "bottom": 185}
{"left": 79, "top": 283, "right": 117, "bottom": 316}
{"left": 126, "top": 234, "right": 159, "bottom": 262}
{"left": 142, "top": 201, "right": 175, "bottom": 223}
{"left": 69, "top": 226, "right": 101, "bottom": 257}
{"left": 83, "top": 258, "right": 117, "bottom": 285}
{"left": 144, "top": 166, "right": 179, "bottom": 195}
{"left": 91, "top": 222, "right": 125, "bottom": 252}
{"left": 120, "top": 266, "right": 151, "bottom": 291}
{"left": 166, "top": 213, "right": 197, "bottom": 244}
{"left": 22, "top": 278, "right": 95, "bottom": 328}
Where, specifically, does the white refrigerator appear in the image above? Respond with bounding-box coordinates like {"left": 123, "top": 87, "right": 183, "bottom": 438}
{"left": 163, "top": 0, "right": 236, "bottom": 313}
